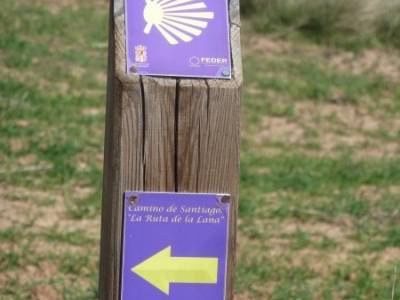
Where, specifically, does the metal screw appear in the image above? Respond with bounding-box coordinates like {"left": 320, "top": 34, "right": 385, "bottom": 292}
{"left": 222, "top": 69, "right": 230, "bottom": 77}
{"left": 129, "top": 195, "right": 138, "bottom": 206}
{"left": 220, "top": 195, "right": 230, "bottom": 204}
{"left": 129, "top": 65, "right": 138, "bottom": 73}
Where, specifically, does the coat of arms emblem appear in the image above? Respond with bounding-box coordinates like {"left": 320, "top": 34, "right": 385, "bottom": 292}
{"left": 135, "top": 45, "right": 148, "bottom": 63}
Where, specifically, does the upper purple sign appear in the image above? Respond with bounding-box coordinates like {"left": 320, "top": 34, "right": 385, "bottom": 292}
{"left": 120, "top": 192, "right": 230, "bottom": 300}
{"left": 125, "top": 0, "right": 232, "bottom": 79}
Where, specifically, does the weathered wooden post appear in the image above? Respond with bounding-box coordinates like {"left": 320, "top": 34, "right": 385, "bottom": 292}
{"left": 99, "top": 0, "right": 242, "bottom": 298}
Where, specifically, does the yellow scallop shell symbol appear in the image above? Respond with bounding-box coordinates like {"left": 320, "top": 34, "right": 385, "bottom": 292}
{"left": 144, "top": 0, "right": 215, "bottom": 45}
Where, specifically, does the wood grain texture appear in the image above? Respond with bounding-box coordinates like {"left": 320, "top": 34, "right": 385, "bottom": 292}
{"left": 99, "top": 0, "right": 242, "bottom": 298}
{"left": 142, "top": 77, "right": 177, "bottom": 191}
{"left": 176, "top": 79, "right": 208, "bottom": 192}
{"left": 199, "top": 79, "right": 241, "bottom": 300}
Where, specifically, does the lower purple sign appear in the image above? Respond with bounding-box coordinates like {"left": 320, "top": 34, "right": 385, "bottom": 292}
{"left": 121, "top": 192, "right": 230, "bottom": 300}
{"left": 125, "top": 0, "right": 232, "bottom": 79}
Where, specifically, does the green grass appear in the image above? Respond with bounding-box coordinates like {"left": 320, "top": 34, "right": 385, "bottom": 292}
{"left": 43, "top": 229, "right": 94, "bottom": 246}
{"left": 1, "top": 0, "right": 400, "bottom": 299}
{"left": 0, "top": 0, "right": 106, "bottom": 299}
{"left": 243, "top": 54, "right": 393, "bottom": 129}
{"left": 241, "top": 154, "right": 400, "bottom": 198}
{"left": 242, "top": 0, "right": 400, "bottom": 51}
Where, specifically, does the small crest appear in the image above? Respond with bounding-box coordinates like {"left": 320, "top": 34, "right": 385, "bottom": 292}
{"left": 135, "top": 45, "right": 148, "bottom": 63}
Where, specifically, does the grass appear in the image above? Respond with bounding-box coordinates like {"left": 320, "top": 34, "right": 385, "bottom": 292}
{"left": 0, "top": 0, "right": 106, "bottom": 298}
{"left": 1, "top": 0, "right": 400, "bottom": 299}
{"left": 242, "top": 154, "right": 400, "bottom": 195}
{"left": 242, "top": 0, "right": 400, "bottom": 51}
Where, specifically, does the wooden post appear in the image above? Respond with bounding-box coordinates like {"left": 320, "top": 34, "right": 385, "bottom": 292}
{"left": 99, "top": 0, "right": 242, "bottom": 299}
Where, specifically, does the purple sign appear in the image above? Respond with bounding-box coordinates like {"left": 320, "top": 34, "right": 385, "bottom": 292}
{"left": 125, "top": 0, "right": 232, "bottom": 79}
{"left": 121, "top": 192, "right": 230, "bottom": 300}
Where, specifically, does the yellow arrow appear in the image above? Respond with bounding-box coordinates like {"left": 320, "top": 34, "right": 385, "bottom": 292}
{"left": 131, "top": 246, "right": 218, "bottom": 295}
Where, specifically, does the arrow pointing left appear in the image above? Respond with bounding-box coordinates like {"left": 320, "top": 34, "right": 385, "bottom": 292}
{"left": 131, "top": 246, "right": 218, "bottom": 295}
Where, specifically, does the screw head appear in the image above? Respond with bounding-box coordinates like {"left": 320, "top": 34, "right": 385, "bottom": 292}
{"left": 220, "top": 195, "right": 230, "bottom": 204}
{"left": 221, "top": 69, "right": 231, "bottom": 77}
{"left": 129, "top": 195, "right": 138, "bottom": 206}
{"left": 129, "top": 65, "right": 138, "bottom": 73}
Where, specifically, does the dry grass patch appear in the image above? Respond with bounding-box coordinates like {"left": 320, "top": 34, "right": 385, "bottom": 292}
{"left": 329, "top": 49, "right": 400, "bottom": 81}
{"left": 0, "top": 184, "right": 100, "bottom": 234}
{"left": 245, "top": 32, "right": 400, "bottom": 82}
{"left": 253, "top": 101, "right": 400, "bottom": 158}
{"left": 291, "top": 248, "right": 348, "bottom": 275}
{"left": 235, "top": 291, "right": 255, "bottom": 300}
{"left": 256, "top": 117, "right": 304, "bottom": 144}
{"left": 31, "top": 284, "right": 60, "bottom": 300}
